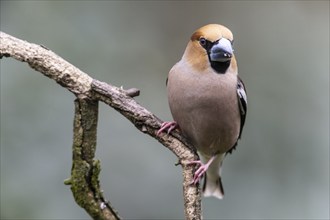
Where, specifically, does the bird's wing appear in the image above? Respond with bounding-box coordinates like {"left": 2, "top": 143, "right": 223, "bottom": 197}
{"left": 237, "top": 76, "right": 247, "bottom": 138}
{"left": 226, "top": 76, "right": 247, "bottom": 155}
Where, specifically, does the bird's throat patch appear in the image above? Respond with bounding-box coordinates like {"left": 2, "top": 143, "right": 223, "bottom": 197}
{"left": 210, "top": 60, "right": 230, "bottom": 74}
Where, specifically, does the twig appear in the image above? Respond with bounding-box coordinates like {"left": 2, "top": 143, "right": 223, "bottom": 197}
{"left": 0, "top": 31, "right": 201, "bottom": 220}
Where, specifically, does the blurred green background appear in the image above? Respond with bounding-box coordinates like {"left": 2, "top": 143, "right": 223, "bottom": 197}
{"left": 1, "top": 1, "right": 329, "bottom": 219}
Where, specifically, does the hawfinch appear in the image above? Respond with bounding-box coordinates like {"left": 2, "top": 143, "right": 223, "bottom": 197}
{"left": 158, "top": 24, "right": 247, "bottom": 199}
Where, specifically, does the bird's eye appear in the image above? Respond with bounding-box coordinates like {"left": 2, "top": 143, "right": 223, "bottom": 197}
{"left": 199, "top": 37, "right": 207, "bottom": 47}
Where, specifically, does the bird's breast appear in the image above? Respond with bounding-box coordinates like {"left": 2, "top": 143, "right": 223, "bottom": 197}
{"left": 167, "top": 63, "right": 240, "bottom": 155}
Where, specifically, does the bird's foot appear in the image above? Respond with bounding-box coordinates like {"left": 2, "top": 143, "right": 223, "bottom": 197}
{"left": 188, "top": 156, "right": 216, "bottom": 185}
{"left": 188, "top": 160, "right": 209, "bottom": 185}
{"left": 157, "top": 121, "right": 178, "bottom": 136}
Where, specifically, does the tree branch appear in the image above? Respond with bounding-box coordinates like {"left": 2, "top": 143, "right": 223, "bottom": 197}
{"left": 64, "top": 98, "right": 121, "bottom": 220}
{"left": 0, "top": 31, "right": 201, "bottom": 219}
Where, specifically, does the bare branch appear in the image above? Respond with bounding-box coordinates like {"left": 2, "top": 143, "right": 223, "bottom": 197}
{"left": 0, "top": 31, "right": 92, "bottom": 97}
{"left": 64, "top": 98, "right": 121, "bottom": 220}
{"left": 0, "top": 31, "right": 202, "bottom": 220}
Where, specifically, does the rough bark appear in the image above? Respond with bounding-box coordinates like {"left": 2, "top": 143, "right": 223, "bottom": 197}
{"left": 0, "top": 31, "right": 201, "bottom": 220}
{"left": 64, "top": 99, "right": 121, "bottom": 220}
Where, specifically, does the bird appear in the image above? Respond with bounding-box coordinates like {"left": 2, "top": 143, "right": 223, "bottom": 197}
{"left": 157, "top": 24, "right": 247, "bottom": 199}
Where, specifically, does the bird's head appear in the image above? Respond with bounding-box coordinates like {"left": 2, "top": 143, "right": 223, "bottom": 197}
{"left": 183, "top": 24, "right": 237, "bottom": 74}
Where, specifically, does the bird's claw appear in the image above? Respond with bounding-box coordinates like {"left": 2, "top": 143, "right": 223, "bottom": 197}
{"left": 188, "top": 156, "right": 216, "bottom": 185}
{"left": 188, "top": 160, "right": 209, "bottom": 185}
{"left": 157, "top": 121, "right": 178, "bottom": 136}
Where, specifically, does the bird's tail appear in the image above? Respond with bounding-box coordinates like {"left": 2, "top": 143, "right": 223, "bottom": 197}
{"left": 202, "top": 173, "right": 224, "bottom": 199}
{"left": 201, "top": 153, "right": 225, "bottom": 199}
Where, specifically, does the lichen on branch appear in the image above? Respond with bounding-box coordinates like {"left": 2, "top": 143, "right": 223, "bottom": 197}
{"left": 0, "top": 31, "right": 201, "bottom": 220}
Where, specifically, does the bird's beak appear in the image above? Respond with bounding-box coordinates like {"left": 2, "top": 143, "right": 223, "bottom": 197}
{"left": 209, "top": 38, "right": 233, "bottom": 62}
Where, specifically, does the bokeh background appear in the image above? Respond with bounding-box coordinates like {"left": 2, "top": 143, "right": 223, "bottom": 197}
{"left": 1, "top": 1, "right": 329, "bottom": 219}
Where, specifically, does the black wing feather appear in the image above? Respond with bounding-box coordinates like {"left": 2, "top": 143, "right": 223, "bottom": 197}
{"left": 237, "top": 76, "right": 247, "bottom": 138}
{"left": 227, "top": 76, "right": 247, "bottom": 154}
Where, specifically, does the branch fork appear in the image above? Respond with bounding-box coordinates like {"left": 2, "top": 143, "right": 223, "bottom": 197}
{"left": 0, "top": 31, "right": 202, "bottom": 220}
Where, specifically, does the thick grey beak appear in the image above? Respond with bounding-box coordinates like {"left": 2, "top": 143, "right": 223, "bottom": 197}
{"left": 210, "top": 38, "right": 233, "bottom": 62}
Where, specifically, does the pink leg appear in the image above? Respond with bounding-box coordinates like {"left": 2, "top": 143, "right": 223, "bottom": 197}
{"left": 188, "top": 156, "right": 216, "bottom": 185}
{"left": 156, "top": 121, "right": 178, "bottom": 136}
